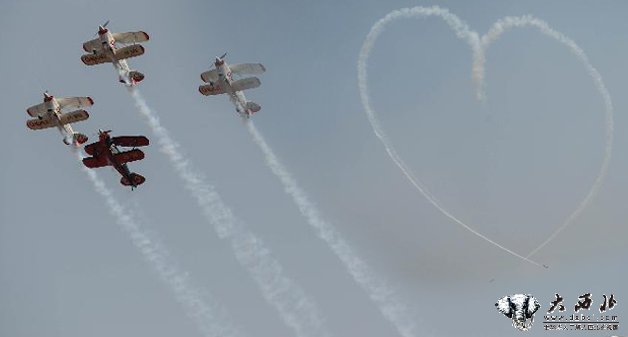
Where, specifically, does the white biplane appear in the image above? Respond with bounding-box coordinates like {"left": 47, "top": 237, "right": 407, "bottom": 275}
{"left": 25, "top": 92, "right": 93, "bottom": 145}
{"left": 199, "top": 53, "right": 265, "bottom": 119}
{"left": 81, "top": 21, "right": 149, "bottom": 86}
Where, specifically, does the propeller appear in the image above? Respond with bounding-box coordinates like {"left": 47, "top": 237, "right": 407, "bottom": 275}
{"left": 94, "top": 20, "right": 110, "bottom": 36}
{"left": 213, "top": 52, "right": 227, "bottom": 68}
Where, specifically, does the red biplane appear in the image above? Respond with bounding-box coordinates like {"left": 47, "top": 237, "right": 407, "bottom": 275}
{"left": 82, "top": 130, "right": 149, "bottom": 189}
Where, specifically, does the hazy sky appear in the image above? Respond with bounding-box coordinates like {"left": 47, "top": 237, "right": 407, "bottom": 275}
{"left": 1, "top": 1, "right": 627, "bottom": 336}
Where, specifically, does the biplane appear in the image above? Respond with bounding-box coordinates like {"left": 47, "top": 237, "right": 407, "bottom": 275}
{"left": 25, "top": 92, "right": 92, "bottom": 145}
{"left": 199, "top": 53, "right": 265, "bottom": 119}
{"left": 82, "top": 130, "right": 149, "bottom": 189}
{"left": 81, "top": 21, "right": 149, "bottom": 85}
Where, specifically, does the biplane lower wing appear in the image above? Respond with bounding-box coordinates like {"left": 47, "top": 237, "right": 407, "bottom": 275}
{"left": 114, "top": 45, "right": 145, "bottom": 61}
{"left": 231, "top": 77, "right": 261, "bottom": 92}
{"left": 59, "top": 110, "right": 89, "bottom": 125}
{"left": 82, "top": 156, "right": 108, "bottom": 168}
{"left": 81, "top": 53, "right": 110, "bottom": 66}
{"left": 26, "top": 116, "right": 55, "bottom": 130}
{"left": 113, "top": 149, "right": 145, "bottom": 164}
{"left": 199, "top": 84, "right": 226, "bottom": 96}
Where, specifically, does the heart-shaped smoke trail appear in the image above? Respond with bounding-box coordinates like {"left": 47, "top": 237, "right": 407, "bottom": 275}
{"left": 477, "top": 16, "right": 614, "bottom": 259}
{"left": 75, "top": 150, "right": 241, "bottom": 337}
{"left": 358, "top": 6, "right": 613, "bottom": 266}
{"left": 127, "top": 89, "right": 330, "bottom": 337}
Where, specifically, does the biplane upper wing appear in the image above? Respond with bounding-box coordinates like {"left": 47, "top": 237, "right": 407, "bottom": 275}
{"left": 26, "top": 103, "right": 47, "bottom": 117}
{"left": 112, "top": 31, "right": 149, "bottom": 44}
{"left": 113, "top": 149, "right": 145, "bottom": 164}
{"left": 199, "top": 84, "right": 226, "bottom": 96}
{"left": 81, "top": 52, "right": 110, "bottom": 66}
{"left": 82, "top": 38, "right": 101, "bottom": 52}
{"left": 111, "top": 136, "right": 149, "bottom": 148}
{"left": 230, "top": 63, "right": 266, "bottom": 76}
{"left": 200, "top": 69, "right": 219, "bottom": 83}
{"left": 26, "top": 116, "right": 55, "bottom": 130}
{"left": 58, "top": 110, "right": 89, "bottom": 125}
{"left": 84, "top": 141, "right": 106, "bottom": 156}
{"left": 82, "top": 155, "right": 109, "bottom": 168}
{"left": 56, "top": 97, "right": 94, "bottom": 110}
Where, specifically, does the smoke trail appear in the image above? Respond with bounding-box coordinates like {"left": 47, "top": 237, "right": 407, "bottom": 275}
{"left": 247, "top": 121, "right": 418, "bottom": 337}
{"left": 127, "top": 88, "right": 329, "bottom": 337}
{"left": 477, "top": 16, "right": 614, "bottom": 258}
{"left": 357, "top": 6, "right": 547, "bottom": 268}
{"left": 75, "top": 150, "right": 240, "bottom": 337}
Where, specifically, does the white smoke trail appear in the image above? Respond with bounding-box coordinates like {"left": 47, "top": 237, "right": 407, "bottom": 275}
{"left": 357, "top": 6, "right": 547, "bottom": 268}
{"left": 358, "top": 6, "right": 613, "bottom": 265}
{"left": 477, "top": 16, "right": 614, "bottom": 258}
{"left": 247, "top": 121, "right": 418, "bottom": 337}
{"left": 127, "top": 88, "right": 329, "bottom": 337}
{"left": 75, "top": 150, "right": 240, "bottom": 337}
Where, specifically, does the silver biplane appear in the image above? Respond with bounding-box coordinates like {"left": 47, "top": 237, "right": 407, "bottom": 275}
{"left": 81, "top": 21, "right": 149, "bottom": 85}
{"left": 199, "top": 53, "right": 265, "bottom": 119}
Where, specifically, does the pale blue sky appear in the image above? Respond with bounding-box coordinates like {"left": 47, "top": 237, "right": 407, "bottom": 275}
{"left": 1, "top": 1, "right": 627, "bottom": 336}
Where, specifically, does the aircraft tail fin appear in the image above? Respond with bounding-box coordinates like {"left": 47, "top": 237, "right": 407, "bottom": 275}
{"left": 72, "top": 132, "right": 89, "bottom": 145}
{"left": 245, "top": 101, "right": 261, "bottom": 114}
{"left": 128, "top": 71, "right": 145, "bottom": 83}
{"left": 121, "top": 173, "right": 146, "bottom": 187}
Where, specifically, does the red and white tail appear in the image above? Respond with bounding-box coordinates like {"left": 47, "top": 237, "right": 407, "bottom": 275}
{"left": 245, "top": 101, "right": 261, "bottom": 114}
{"left": 64, "top": 132, "right": 88, "bottom": 145}
{"left": 128, "top": 71, "right": 145, "bottom": 83}
{"left": 119, "top": 71, "right": 145, "bottom": 85}
{"left": 73, "top": 132, "right": 88, "bottom": 145}
{"left": 120, "top": 173, "right": 146, "bottom": 187}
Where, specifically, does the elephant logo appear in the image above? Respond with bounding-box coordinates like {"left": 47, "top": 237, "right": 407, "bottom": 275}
{"left": 496, "top": 294, "right": 540, "bottom": 331}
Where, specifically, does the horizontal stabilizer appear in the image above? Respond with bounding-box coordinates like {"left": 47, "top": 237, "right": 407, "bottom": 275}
{"left": 231, "top": 77, "right": 261, "bottom": 92}
{"left": 72, "top": 133, "right": 88, "bottom": 145}
{"left": 128, "top": 71, "right": 145, "bottom": 83}
{"left": 245, "top": 101, "right": 261, "bottom": 114}
{"left": 121, "top": 173, "right": 146, "bottom": 187}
